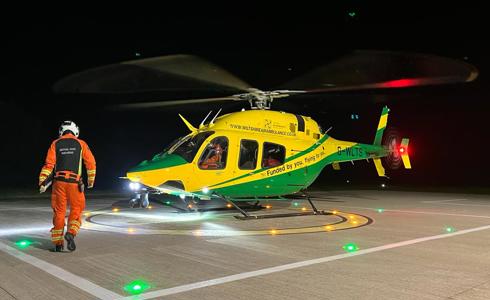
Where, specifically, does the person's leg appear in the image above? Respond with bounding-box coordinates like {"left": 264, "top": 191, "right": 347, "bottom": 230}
{"left": 51, "top": 181, "right": 67, "bottom": 251}
{"left": 65, "top": 183, "right": 85, "bottom": 251}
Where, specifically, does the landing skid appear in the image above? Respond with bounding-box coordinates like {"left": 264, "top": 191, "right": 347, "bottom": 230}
{"left": 216, "top": 191, "right": 329, "bottom": 220}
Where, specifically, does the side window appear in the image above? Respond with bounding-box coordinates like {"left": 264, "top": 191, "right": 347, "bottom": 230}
{"left": 198, "top": 137, "right": 228, "bottom": 170}
{"left": 239, "top": 140, "right": 258, "bottom": 170}
{"left": 262, "top": 142, "right": 286, "bottom": 168}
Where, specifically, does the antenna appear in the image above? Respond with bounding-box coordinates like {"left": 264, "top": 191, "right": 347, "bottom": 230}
{"left": 210, "top": 108, "right": 222, "bottom": 125}
{"left": 199, "top": 110, "right": 213, "bottom": 128}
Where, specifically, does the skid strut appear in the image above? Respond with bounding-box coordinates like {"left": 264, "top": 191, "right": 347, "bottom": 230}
{"left": 215, "top": 192, "right": 330, "bottom": 220}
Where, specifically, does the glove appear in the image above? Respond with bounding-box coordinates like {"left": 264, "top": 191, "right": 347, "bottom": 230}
{"left": 39, "top": 185, "right": 47, "bottom": 194}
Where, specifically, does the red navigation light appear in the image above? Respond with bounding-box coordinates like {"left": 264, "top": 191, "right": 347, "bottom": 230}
{"left": 380, "top": 78, "right": 421, "bottom": 88}
{"left": 399, "top": 147, "right": 405, "bottom": 154}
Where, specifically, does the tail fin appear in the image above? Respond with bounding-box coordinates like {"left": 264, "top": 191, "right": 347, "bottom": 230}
{"left": 373, "top": 106, "right": 390, "bottom": 146}
{"left": 400, "top": 138, "right": 411, "bottom": 169}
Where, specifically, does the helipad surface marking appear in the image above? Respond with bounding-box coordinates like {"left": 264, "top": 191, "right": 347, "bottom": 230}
{"left": 82, "top": 210, "right": 371, "bottom": 236}
{"left": 118, "top": 224, "right": 490, "bottom": 300}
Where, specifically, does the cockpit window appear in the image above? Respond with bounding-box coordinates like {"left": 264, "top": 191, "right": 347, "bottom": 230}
{"left": 168, "top": 131, "right": 214, "bottom": 163}
{"left": 198, "top": 136, "right": 228, "bottom": 170}
{"left": 262, "top": 142, "right": 286, "bottom": 168}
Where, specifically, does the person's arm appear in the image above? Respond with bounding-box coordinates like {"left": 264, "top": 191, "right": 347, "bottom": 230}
{"left": 80, "top": 140, "right": 96, "bottom": 188}
{"left": 39, "top": 141, "right": 56, "bottom": 186}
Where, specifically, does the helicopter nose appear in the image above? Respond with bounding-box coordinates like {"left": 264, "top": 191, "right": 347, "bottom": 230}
{"left": 126, "top": 153, "right": 189, "bottom": 186}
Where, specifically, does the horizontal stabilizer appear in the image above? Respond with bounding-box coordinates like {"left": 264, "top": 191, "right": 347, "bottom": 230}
{"left": 400, "top": 138, "right": 411, "bottom": 169}
{"left": 373, "top": 158, "right": 386, "bottom": 177}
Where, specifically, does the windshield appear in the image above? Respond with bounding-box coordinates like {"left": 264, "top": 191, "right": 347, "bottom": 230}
{"left": 168, "top": 131, "right": 214, "bottom": 162}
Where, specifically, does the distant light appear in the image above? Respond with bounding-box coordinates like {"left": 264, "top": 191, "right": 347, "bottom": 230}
{"left": 226, "top": 203, "right": 232, "bottom": 208}
{"left": 381, "top": 183, "right": 386, "bottom": 188}
{"left": 187, "top": 204, "right": 193, "bottom": 209}
{"left": 124, "top": 280, "right": 150, "bottom": 295}
{"left": 135, "top": 52, "right": 141, "bottom": 57}
{"left": 112, "top": 208, "right": 119, "bottom": 212}
{"left": 128, "top": 228, "right": 135, "bottom": 234}
{"left": 343, "top": 243, "right": 359, "bottom": 253}
{"left": 270, "top": 229, "right": 277, "bottom": 235}
{"left": 399, "top": 147, "right": 405, "bottom": 154}
{"left": 287, "top": 67, "right": 292, "bottom": 71}
{"left": 293, "top": 202, "right": 299, "bottom": 207}
{"left": 202, "top": 187, "right": 209, "bottom": 194}
{"left": 332, "top": 210, "right": 338, "bottom": 215}
{"left": 265, "top": 205, "right": 272, "bottom": 209}
{"left": 445, "top": 227, "right": 455, "bottom": 233}
{"left": 346, "top": 180, "right": 350, "bottom": 183}
{"left": 348, "top": 12, "right": 356, "bottom": 17}
{"left": 352, "top": 220, "right": 358, "bottom": 225}
{"left": 16, "top": 240, "right": 32, "bottom": 249}
{"left": 377, "top": 208, "right": 384, "bottom": 213}
{"left": 83, "top": 211, "right": 90, "bottom": 217}
{"left": 179, "top": 194, "right": 186, "bottom": 200}
{"left": 325, "top": 225, "right": 333, "bottom": 231}
{"left": 148, "top": 205, "right": 153, "bottom": 209}
{"left": 301, "top": 207, "right": 307, "bottom": 211}
{"left": 349, "top": 215, "right": 355, "bottom": 219}
{"left": 165, "top": 200, "right": 171, "bottom": 205}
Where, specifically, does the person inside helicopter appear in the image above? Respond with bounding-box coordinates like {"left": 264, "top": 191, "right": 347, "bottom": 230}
{"left": 199, "top": 137, "right": 228, "bottom": 169}
{"left": 261, "top": 143, "right": 285, "bottom": 168}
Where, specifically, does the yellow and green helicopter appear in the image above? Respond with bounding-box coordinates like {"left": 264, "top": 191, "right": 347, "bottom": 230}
{"left": 54, "top": 51, "right": 477, "bottom": 218}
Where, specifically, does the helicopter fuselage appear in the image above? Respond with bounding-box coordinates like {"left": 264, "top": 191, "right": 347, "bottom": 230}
{"left": 126, "top": 109, "right": 395, "bottom": 200}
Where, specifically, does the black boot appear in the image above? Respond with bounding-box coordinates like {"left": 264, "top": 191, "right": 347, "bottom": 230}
{"left": 54, "top": 244, "right": 63, "bottom": 252}
{"left": 64, "top": 232, "right": 76, "bottom": 251}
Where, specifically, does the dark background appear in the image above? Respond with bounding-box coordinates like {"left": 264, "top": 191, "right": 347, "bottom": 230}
{"left": 2, "top": 5, "right": 489, "bottom": 192}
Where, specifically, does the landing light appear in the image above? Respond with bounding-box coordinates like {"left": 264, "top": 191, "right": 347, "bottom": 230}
{"left": 16, "top": 240, "right": 32, "bottom": 249}
{"left": 445, "top": 227, "right": 455, "bottom": 233}
{"left": 179, "top": 194, "right": 186, "bottom": 200}
{"left": 124, "top": 280, "right": 150, "bottom": 295}
{"left": 343, "top": 243, "right": 359, "bottom": 253}
{"left": 129, "top": 182, "right": 141, "bottom": 191}
{"left": 112, "top": 208, "right": 120, "bottom": 212}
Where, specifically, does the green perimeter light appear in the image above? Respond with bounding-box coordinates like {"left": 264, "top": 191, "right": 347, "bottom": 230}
{"left": 124, "top": 280, "right": 150, "bottom": 295}
{"left": 445, "top": 227, "right": 455, "bottom": 233}
{"left": 343, "top": 243, "right": 359, "bottom": 253}
{"left": 377, "top": 208, "right": 384, "bottom": 213}
{"left": 15, "top": 240, "right": 32, "bottom": 249}
{"left": 165, "top": 201, "right": 171, "bottom": 205}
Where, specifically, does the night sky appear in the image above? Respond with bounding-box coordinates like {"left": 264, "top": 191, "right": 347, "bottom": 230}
{"left": 2, "top": 6, "right": 489, "bottom": 191}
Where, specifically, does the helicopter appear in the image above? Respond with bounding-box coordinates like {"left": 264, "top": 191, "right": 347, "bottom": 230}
{"left": 54, "top": 51, "right": 478, "bottom": 218}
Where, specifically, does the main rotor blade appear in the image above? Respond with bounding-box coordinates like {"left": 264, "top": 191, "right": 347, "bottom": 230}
{"left": 280, "top": 50, "right": 478, "bottom": 93}
{"left": 113, "top": 95, "right": 241, "bottom": 109}
{"left": 53, "top": 54, "right": 251, "bottom": 94}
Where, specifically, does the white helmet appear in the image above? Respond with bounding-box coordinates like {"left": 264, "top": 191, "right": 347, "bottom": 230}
{"left": 59, "top": 120, "right": 79, "bottom": 137}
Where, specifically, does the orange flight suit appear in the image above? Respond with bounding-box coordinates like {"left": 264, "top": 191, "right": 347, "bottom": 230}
{"left": 39, "top": 133, "right": 96, "bottom": 245}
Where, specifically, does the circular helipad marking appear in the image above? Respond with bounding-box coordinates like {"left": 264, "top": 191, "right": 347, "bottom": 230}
{"left": 82, "top": 209, "right": 372, "bottom": 236}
